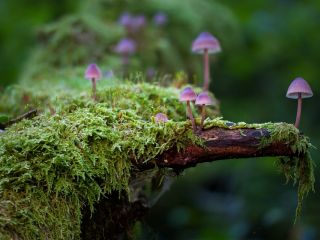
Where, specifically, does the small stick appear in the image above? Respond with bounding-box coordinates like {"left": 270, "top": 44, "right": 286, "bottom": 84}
{"left": 1, "top": 109, "right": 38, "bottom": 129}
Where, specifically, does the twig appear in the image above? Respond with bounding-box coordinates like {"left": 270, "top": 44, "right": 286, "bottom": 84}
{"left": 0, "top": 109, "right": 38, "bottom": 130}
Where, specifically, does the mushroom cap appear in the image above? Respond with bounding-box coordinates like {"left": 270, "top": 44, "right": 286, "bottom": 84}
{"left": 286, "top": 77, "right": 313, "bottom": 99}
{"left": 179, "top": 87, "right": 197, "bottom": 102}
{"left": 155, "top": 113, "right": 168, "bottom": 123}
{"left": 118, "top": 12, "right": 132, "bottom": 27}
{"left": 195, "top": 91, "right": 214, "bottom": 106}
{"left": 131, "top": 15, "right": 146, "bottom": 30}
{"left": 153, "top": 12, "right": 168, "bottom": 26}
{"left": 115, "top": 38, "right": 136, "bottom": 55}
{"left": 192, "top": 32, "right": 221, "bottom": 54}
{"left": 85, "top": 63, "right": 102, "bottom": 80}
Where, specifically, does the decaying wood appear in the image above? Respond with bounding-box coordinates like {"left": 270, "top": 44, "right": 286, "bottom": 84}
{"left": 156, "top": 127, "right": 296, "bottom": 169}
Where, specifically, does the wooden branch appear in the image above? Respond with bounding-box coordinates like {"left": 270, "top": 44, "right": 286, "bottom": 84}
{"left": 155, "top": 127, "right": 296, "bottom": 169}
{"left": 0, "top": 109, "right": 37, "bottom": 130}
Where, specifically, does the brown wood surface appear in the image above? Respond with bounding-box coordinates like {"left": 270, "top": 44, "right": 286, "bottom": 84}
{"left": 156, "top": 127, "right": 295, "bottom": 169}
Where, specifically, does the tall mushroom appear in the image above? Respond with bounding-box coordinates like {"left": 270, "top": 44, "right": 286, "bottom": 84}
{"left": 286, "top": 77, "right": 313, "bottom": 128}
{"left": 180, "top": 87, "right": 197, "bottom": 131}
{"left": 192, "top": 32, "right": 221, "bottom": 91}
{"left": 114, "top": 38, "right": 136, "bottom": 77}
{"left": 85, "top": 63, "right": 102, "bottom": 101}
{"left": 195, "top": 91, "right": 214, "bottom": 129}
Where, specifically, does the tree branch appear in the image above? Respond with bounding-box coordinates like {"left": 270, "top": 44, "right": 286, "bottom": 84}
{"left": 155, "top": 127, "right": 296, "bottom": 169}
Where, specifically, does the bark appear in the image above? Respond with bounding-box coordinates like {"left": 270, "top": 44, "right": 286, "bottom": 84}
{"left": 156, "top": 127, "right": 295, "bottom": 169}
{"left": 81, "top": 126, "right": 298, "bottom": 239}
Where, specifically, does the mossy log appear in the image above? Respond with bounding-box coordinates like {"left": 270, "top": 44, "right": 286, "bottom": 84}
{"left": 80, "top": 125, "right": 312, "bottom": 239}
{"left": 156, "top": 127, "right": 296, "bottom": 169}
{"left": 0, "top": 82, "right": 314, "bottom": 239}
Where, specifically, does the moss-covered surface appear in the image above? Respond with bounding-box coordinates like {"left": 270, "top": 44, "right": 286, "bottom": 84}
{"left": 203, "top": 117, "right": 315, "bottom": 221}
{"left": 0, "top": 82, "right": 208, "bottom": 239}
{"left": 0, "top": 82, "right": 314, "bottom": 238}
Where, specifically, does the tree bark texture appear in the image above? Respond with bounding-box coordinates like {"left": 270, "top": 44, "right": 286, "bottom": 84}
{"left": 156, "top": 127, "right": 295, "bottom": 169}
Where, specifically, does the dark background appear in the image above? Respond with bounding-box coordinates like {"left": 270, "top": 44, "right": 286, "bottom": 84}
{"left": 0, "top": 0, "right": 319, "bottom": 239}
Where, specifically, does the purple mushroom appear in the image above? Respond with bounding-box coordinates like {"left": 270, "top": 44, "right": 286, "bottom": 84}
{"left": 155, "top": 113, "right": 169, "bottom": 123}
{"left": 146, "top": 67, "right": 156, "bottom": 81}
{"left": 131, "top": 15, "right": 146, "bottom": 32}
{"left": 195, "top": 91, "right": 214, "bottom": 129}
{"left": 180, "top": 87, "right": 197, "bottom": 131}
{"left": 286, "top": 77, "right": 313, "bottom": 128}
{"left": 118, "top": 12, "right": 132, "bottom": 28}
{"left": 85, "top": 63, "right": 102, "bottom": 101}
{"left": 115, "top": 38, "right": 136, "bottom": 76}
{"left": 153, "top": 12, "right": 168, "bottom": 26}
{"left": 192, "top": 32, "right": 221, "bottom": 91}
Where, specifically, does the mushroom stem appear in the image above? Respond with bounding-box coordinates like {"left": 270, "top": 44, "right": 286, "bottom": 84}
{"left": 91, "top": 78, "right": 97, "bottom": 101}
{"left": 122, "top": 54, "right": 129, "bottom": 78}
{"left": 200, "top": 105, "right": 206, "bottom": 129}
{"left": 186, "top": 101, "right": 196, "bottom": 131}
{"left": 203, "top": 48, "right": 210, "bottom": 91}
{"left": 295, "top": 93, "right": 302, "bottom": 128}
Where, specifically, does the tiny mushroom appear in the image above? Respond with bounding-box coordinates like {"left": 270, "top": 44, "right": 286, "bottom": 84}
{"left": 131, "top": 15, "right": 146, "bottom": 32}
{"left": 195, "top": 91, "right": 214, "bottom": 129}
{"left": 85, "top": 63, "right": 102, "bottom": 101}
{"left": 180, "top": 87, "right": 197, "bottom": 131}
{"left": 155, "top": 113, "right": 169, "bottom": 123}
{"left": 153, "top": 12, "right": 168, "bottom": 26}
{"left": 192, "top": 32, "right": 221, "bottom": 91}
{"left": 286, "top": 77, "right": 313, "bottom": 128}
{"left": 115, "top": 38, "right": 136, "bottom": 57}
{"left": 115, "top": 38, "right": 136, "bottom": 76}
{"left": 118, "top": 12, "right": 132, "bottom": 28}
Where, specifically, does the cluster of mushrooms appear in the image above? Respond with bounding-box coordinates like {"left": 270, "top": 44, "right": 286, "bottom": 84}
{"left": 85, "top": 31, "right": 313, "bottom": 131}
{"left": 115, "top": 12, "right": 168, "bottom": 76}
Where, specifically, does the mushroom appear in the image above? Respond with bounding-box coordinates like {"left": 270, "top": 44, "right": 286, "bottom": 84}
{"left": 180, "top": 87, "right": 197, "bottom": 131}
{"left": 192, "top": 32, "right": 221, "bottom": 91}
{"left": 153, "top": 12, "right": 168, "bottom": 26}
{"left": 195, "top": 91, "right": 214, "bottom": 129}
{"left": 85, "top": 63, "right": 102, "bottom": 101}
{"left": 286, "top": 77, "right": 313, "bottom": 128}
{"left": 118, "top": 12, "right": 132, "bottom": 29}
{"left": 131, "top": 15, "right": 146, "bottom": 32}
{"left": 155, "top": 113, "right": 169, "bottom": 123}
{"left": 114, "top": 38, "right": 136, "bottom": 76}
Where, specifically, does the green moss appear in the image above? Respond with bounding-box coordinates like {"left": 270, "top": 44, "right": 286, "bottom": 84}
{"left": 0, "top": 86, "right": 314, "bottom": 238}
{"left": 0, "top": 82, "right": 207, "bottom": 239}
{"left": 203, "top": 118, "right": 315, "bottom": 222}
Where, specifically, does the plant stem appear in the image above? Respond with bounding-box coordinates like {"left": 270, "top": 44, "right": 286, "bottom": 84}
{"left": 91, "top": 78, "right": 96, "bottom": 101}
{"left": 295, "top": 93, "right": 302, "bottom": 128}
{"left": 203, "top": 48, "right": 210, "bottom": 91}
{"left": 186, "top": 101, "right": 196, "bottom": 131}
{"left": 200, "top": 105, "right": 206, "bottom": 129}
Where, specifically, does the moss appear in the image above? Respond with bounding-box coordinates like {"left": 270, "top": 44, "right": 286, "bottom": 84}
{"left": 0, "top": 84, "right": 314, "bottom": 238}
{"left": 0, "top": 82, "right": 207, "bottom": 239}
{"left": 203, "top": 118, "right": 315, "bottom": 222}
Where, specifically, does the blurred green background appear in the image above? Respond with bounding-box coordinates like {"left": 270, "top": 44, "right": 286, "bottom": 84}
{"left": 0, "top": 0, "right": 319, "bottom": 239}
